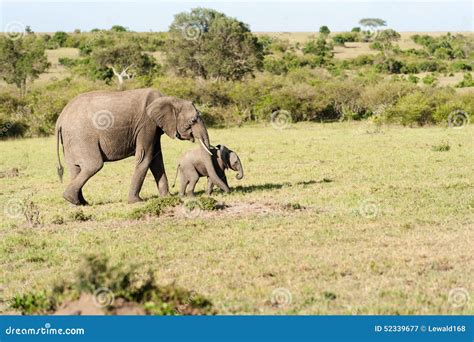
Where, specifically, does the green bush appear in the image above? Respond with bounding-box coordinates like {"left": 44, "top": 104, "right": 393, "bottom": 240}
{"left": 351, "top": 54, "right": 375, "bottom": 66}
{"left": 431, "top": 141, "right": 450, "bottom": 152}
{"left": 10, "top": 291, "right": 54, "bottom": 314}
{"left": 69, "top": 209, "right": 93, "bottom": 222}
{"left": 451, "top": 61, "right": 472, "bottom": 72}
{"left": 422, "top": 74, "right": 438, "bottom": 86}
{"left": 332, "top": 32, "right": 359, "bottom": 45}
{"left": 130, "top": 197, "right": 182, "bottom": 219}
{"left": 383, "top": 88, "right": 467, "bottom": 126}
{"left": 385, "top": 91, "right": 435, "bottom": 125}
{"left": 455, "top": 73, "right": 474, "bottom": 88}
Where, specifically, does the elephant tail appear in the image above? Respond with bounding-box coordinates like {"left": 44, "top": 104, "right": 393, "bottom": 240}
{"left": 56, "top": 125, "right": 64, "bottom": 183}
{"left": 172, "top": 164, "right": 180, "bottom": 188}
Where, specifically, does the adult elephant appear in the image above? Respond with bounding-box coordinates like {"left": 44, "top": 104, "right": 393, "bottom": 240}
{"left": 55, "top": 88, "right": 230, "bottom": 205}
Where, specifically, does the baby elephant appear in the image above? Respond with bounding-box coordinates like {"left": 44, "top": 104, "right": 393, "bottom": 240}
{"left": 173, "top": 145, "right": 244, "bottom": 196}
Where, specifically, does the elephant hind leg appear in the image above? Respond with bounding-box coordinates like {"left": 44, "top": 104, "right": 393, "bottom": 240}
{"left": 65, "top": 161, "right": 88, "bottom": 205}
{"left": 186, "top": 175, "right": 199, "bottom": 197}
{"left": 63, "top": 159, "right": 103, "bottom": 206}
{"left": 179, "top": 173, "right": 188, "bottom": 197}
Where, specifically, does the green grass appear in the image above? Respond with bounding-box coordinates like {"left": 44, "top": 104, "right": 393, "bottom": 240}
{"left": 1, "top": 122, "right": 473, "bottom": 314}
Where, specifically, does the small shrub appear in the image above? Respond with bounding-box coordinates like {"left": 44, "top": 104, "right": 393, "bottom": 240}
{"left": 332, "top": 32, "right": 359, "bottom": 46}
{"left": 51, "top": 214, "right": 65, "bottom": 225}
{"left": 129, "top": 197, "right": 182, "bottom": 219}
{"left": 431, "top": 141, "right": 450, "bottom": 152}
{"left": 24, "top": 199, "right": 40, "bottom": 227}
{"left": 283, "top": 202, "right": 303, "bottom": 210}
{"left": 422, "top": 74, "right": 438, "bottom": 86}
{"left": 407, "top": 74, "right": 419, "bottom": 84}
{"left": 69, "top": 209, "right": 92, "bottom": 222}
{"left": 196, "top": 197, "right": 218, "bottom": 211}
{"left": 455, "top": 73, "right": 474, "bottom": 88}
{"left": 385, "top": 91, "right": 435, "bottom": 125}
{"left": 451, "top": 61, "right": 472, "bottom": 72}
{"left": 10, "top": 292, "right": 54, "bottom": 314}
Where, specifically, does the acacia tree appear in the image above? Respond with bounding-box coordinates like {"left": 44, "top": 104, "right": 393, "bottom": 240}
{"left": 92, "top": 44, "right": 157, "bottom": 89}
{"left": 359, "top": 18, "right": 387, "bottom": 41}
{"left": 166, "top": 8, "right": 263, "bottom": 81}
{"left": 0, "top": 36, "right": 50, "bottom": 96}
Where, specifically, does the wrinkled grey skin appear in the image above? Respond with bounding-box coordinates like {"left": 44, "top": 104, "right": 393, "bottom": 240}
{"left": 55, "top": 88, "right": 230, "bottom": 205}
{"left": 173, "top": 145, "right": 244, "bottom": 196}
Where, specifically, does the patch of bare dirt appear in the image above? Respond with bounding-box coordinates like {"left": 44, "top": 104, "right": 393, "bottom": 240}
{"left": 167, "top": 201, "right": 308, "bottom": 219}
{"left": 54, "top": 294, "right": 104, "bottom": 315}
{"left": 53, "top": 294, "right": 146, "bottom": 315}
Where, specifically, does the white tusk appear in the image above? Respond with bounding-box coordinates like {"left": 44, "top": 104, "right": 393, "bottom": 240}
{"left": 199, "top": 139, "right": 213, "bottom": 156}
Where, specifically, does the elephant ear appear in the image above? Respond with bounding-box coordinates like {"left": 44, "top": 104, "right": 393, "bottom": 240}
{"left": 146, "top": 97, "right": 177, "bottom": 139}
{"left": 219, "top": 145, "right": 231, "bottom": 169}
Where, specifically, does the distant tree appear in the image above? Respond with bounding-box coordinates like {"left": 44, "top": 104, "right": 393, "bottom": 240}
{"left": 359, "top": 18, "right": 387, "bottom": 31}
{"left": 92, "top": 44, "right": 157, "bottom": 89}
{"left": 74, "top": 29, "right": 81, "bottom": 34}
{"left": 359, "top": 18, "right": 386, "bottom": 41}
{"left": 25, "top": 26, "right": 34, "bottom": 34}
{"left": 50, "top": 31, "right": 69, "bottom": 48}
{"left": 375, "top": 29, "right": 401, "bottom": 51}
{"left": 166, "top": 8, "right": 263, "bottom": 81}
{"left": 319, "top": 26, "right": 330, "bottom": 36}
{"left": 110, "top": 25, "right": 128, "bottom": 32}
{"left": 351, "top": 27, "right": 361, "bottom": 32}
{"left": 0, "top": 36, "right": 50, "bottom": 96}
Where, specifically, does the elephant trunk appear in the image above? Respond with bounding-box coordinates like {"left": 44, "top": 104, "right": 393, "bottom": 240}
{"left": 192, "top": 119, "right": 230, "bottom": 193}
{"left": 235, "top": 157, "right": 244, "bottom": 180}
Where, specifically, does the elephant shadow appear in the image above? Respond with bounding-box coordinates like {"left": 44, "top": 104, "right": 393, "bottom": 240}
{"left": 191, "top": 179, "right": 330, "bottom": 195}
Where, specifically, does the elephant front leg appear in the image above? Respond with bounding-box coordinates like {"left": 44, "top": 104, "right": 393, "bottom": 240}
{"left": 150, "top": 138, "right": 169, "bottom": 197}
{"left": 128, "top": 151, "right": 152, "bottom": 203}
{"left": 206, "top": 178, "right": 214, "bottom": 195}
{"left": 150, "top": 151, "right": 169, "bottom": 197}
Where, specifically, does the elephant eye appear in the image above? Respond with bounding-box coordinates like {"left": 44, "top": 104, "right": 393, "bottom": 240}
{"left": 185, "top": 113, "right": 199, "bottom": 129}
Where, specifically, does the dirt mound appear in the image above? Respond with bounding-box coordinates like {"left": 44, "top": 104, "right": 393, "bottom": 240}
{"left": 169, "top": 201, "right": 306, "bottom": 219}
{"left": 54, "top": 294, "right": 146, "bottom": 315}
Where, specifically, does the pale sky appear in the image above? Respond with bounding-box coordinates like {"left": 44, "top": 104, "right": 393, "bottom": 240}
{"left": 1, "top": 0, "right": 473, "bottom": 32}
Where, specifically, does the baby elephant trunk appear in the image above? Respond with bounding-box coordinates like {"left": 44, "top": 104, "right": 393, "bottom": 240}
{"left": 234, "top": 156, "right": 244, "bottom": 180}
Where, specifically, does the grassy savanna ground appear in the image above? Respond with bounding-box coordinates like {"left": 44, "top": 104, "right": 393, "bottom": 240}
{"left": 1, "top": 122, "right": 473, "bottom": 314}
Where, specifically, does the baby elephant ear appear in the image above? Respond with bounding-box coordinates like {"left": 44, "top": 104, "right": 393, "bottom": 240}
{"left": 220, "top": 145, "right": 231, "bottom": 168}
{"left": 146, "top": 97, "right": 177, "bottom": 139}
